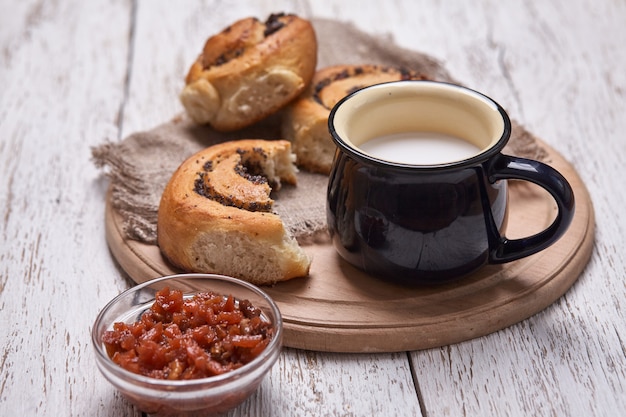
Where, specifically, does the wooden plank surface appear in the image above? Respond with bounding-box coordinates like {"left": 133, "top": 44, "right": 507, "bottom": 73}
{"left": 1, "top": 1, "right": 625, "bottom": 416}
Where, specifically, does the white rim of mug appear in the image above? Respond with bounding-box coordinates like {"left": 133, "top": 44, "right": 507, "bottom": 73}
{"left": 327, "top": 80, "right": 513, "bottom": 171}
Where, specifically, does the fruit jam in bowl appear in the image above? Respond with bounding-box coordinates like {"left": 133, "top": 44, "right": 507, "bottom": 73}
{"left": 91, "top": 273, "right": 283, "bottom": 416}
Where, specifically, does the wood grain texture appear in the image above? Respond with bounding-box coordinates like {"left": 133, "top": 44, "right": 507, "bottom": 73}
{"left": 0, "top": 1, "right": 140, "bottom": 416}
{"left": 402, "top": 1, "right": 626, "bottom": 416}
{"left": 1, "top": 0, "right": 624, "bottom": 416}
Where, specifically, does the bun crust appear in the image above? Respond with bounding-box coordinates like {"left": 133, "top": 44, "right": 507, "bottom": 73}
{"left": 181, "top": 14, "right": 317, "bottom": 132}
{"left": 157, "top": 139, "right": 311, "bottom": 284}
{"left": 282, "top": 65, "right": 429, "bottom": 174}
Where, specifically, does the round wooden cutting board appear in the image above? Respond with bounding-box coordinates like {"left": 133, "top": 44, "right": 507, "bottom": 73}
{"left": 104, "top": 139, "right": 594, "bottom": 353}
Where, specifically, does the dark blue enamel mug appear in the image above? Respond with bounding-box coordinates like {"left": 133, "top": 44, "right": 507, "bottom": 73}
{"left": 327, "top": 81, "right": 574, "bottom": 284}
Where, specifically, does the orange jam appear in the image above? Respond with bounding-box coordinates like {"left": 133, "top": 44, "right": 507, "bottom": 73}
{"left": 102, "top": 287, "right": 273, "bottom": 380}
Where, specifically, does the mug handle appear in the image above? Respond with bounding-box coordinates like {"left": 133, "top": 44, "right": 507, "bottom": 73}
{"left": 484, "top": 153, "right": 575, "bottom": 263}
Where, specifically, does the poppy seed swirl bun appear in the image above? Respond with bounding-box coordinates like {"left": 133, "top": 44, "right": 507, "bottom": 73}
{"left": 282, "top": 65, "right": 429, "bottom": 174}
{"left": 180, "top": 13, "right": 317, "bottom": 132}
{"left": 157, "top": 139, "right": 311, "bottom": 284}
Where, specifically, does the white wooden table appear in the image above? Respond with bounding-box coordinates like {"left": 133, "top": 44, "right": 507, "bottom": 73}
{"left": 1, "top": 1, "right": 625, "bottom": 416}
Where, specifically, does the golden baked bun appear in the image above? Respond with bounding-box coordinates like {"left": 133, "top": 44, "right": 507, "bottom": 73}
{"left": 282, "top": 65, "right": 429, "bottom": 174}
{"left": 157, "top": 139, "right": 311, "bottom": 284}
{"left": 180, "top": 13, "right": 317, "bottom": 132}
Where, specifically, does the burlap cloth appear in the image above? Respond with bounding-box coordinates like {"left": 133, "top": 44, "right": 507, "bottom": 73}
{"left": 92, "top": 18, "right": 546, "bottom": 246}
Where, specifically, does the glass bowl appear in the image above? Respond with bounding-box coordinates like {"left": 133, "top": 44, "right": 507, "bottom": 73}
{"left": 91, "top": 273, "right": 283, "bottom": 416}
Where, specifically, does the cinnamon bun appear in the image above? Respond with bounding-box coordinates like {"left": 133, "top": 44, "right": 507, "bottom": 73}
{"left": 282, "top": 65, "right": 429, "bottom": 174}
{"left": 157, "top": 139, "right": 311, "bottom": 284}
{"left": 180, "top": 13, "right": 317, "bottom": 132}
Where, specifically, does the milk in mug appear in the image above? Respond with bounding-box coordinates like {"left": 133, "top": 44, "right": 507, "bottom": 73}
{"left": 359, "top": 132, "right": 481, "bottom": 165}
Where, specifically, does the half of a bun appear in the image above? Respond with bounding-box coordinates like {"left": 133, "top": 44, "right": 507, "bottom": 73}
{"left": 157, "top": 139, "right": 311, "bottom": 284}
